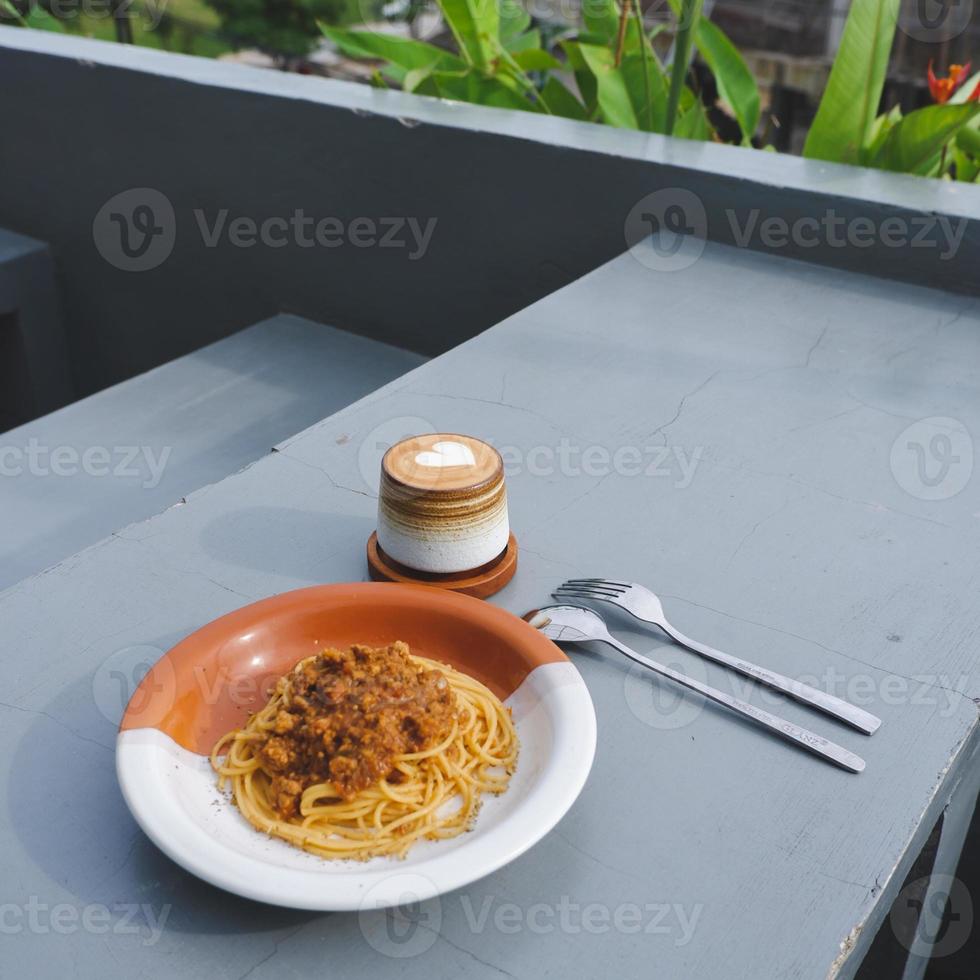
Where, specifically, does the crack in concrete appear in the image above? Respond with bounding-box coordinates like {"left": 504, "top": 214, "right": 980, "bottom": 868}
{"left": 803, "top": 324, "right": 830, "bottom": 369}
{"left": 700, "top": 456, "right": 953, "bottom": 530}
{"left": 553, "top": 828, "right": 650, "bottom": 887}
{"left": 278, "top": 451, "right": 376, "bottom": 500}
{"left": 0, "top": 699, "right": 113, "bottom": 751}
{"left": 409, "top": 389, "right": 589, "bottom": 443}
{"left": 649, "top": 369, "right": 724, "bottom": 447}
{"left": 726, "top": 498, "right": 796, "bottom": 568}
{"left": 415, "top": 922, "right": 521, "bottom": 980}
{"left": 786, "top": 405, "right": 862, "bottom": 434}
{"left": 235, "top": 923, "right": 308, "bottom": 980}
{"left": 529, "top": 470, "right": 615, "bottom": 532}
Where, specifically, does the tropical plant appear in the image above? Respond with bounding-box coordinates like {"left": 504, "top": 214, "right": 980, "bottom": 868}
{"left": 202, "top": 0, "right": 347, "bottom": 61}
{"left": 802, "top": 0, "right": 980, "bottom": 180}
{"left": 0, "top": 0, "right": 65, "bottom": 31}
{"left": 323, "top": 0, "right": 761, "bottom": 145}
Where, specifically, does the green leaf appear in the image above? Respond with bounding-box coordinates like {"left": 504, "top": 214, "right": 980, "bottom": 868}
{"left": 498, "top": 0, "right": 531, "bottom": 42}
{"left": 949, "top": 69, "right": 980, "bottom": 104}
{"left": 955, "top": 123, "right": 980, "bottom": 156}
{"left": 430, "top": 69, "right": 537, "bottom": 111}
{"left": 674, "top": 100, "right": 712, "bottom": 140}
{"left": 403, "top": 66, "right": 436, "bottom": 93}
{"left": 0, "top": 0, "right": 64, "bottom": 30}
{"left": 871, "top": 103, "right": 980, "bottom": 174}
{"left": 583, "top": 0, "right": 621, "bottom": 45}
{"left": 437, "top": 0, "right": 499, "bottom": 70}
{"left": 566, "top": 36, "right": 668, "bottom": 132}
{"left": 666, "top": 0, "right": 704, "bottom": 134}
{"left": 562, "top": 41, "right": 599, "bottom": 116}
{"left": 693, "top": 17, "right": 758, "bottom": 143}
{"left": 512, "top": 49, "right": 561, "bottom": 72}
{"left": 25, "top": 5, "right": 64, "bottom": 30}
{"left": 620, "top": 50, "right": 668, "bottom": 131}
{"left": 864, "top": 104, "right": 902, "bottom": 161}
{"left": 321, "top": 27, "right": 463, "bottom": 72}
{"left": 504, "top": 30, "right": 542, "bottom": 55}
{"left": 575, "top": 42, "right": 639, "bottom": 129}
{"left": 803, "top": 0, "right": 899, "bottom": 164}
{"left": 0, "top": 0, "right": 26, "bottom": 25}
{"left": 952, "top": 146, "right": 980, "bottom": 181}
{"left": 582, "top": 0, "right": 652, "bottom": 58}
{"left": 665, "top": 0, "right": 756, "bottom": 141}
{"left": 540, "top": 76, "right": 589, "bottom": 120}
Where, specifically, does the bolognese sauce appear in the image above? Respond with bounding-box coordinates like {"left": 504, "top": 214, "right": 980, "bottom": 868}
{"left": 254, "top": 642, "right": 457, "bottom": 819}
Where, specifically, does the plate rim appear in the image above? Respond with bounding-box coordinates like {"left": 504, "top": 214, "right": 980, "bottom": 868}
{"left": 115, "top": 584, "right": 597, "bottom": 910}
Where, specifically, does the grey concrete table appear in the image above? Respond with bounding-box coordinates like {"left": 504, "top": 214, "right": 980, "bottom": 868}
{"left": 0, "top": 314, "right": 424, "bottom": 591}
{"left": 1, "top": 243, "right": 978, "bottom": 980}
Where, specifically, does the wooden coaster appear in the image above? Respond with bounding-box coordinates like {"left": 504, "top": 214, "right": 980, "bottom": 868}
{"left": 367, "top": 532, "right": 518, "bottom": 599}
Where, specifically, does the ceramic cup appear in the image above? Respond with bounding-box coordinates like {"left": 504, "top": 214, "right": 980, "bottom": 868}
{"left": 377, "top": 433, "right": 510, "bottom": 574}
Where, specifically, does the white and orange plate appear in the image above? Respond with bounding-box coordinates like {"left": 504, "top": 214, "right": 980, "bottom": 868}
{"left": 115, "top": 583, "right": 596, "bottom": 910}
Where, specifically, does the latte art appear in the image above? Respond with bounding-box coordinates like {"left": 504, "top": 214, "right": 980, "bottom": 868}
{"left": 377, "top": 434, "right": 510, "bottom": 574}
{"left": 414, "top": 440, "right": 477, "bottom": 469}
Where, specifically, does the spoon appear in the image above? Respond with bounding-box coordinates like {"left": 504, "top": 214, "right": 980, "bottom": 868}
{"left": 525, "top": 604, "right": 865, "bottom": 774}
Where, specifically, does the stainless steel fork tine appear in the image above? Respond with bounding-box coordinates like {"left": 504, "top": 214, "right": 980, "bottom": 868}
{"left": 555, "top": 580, "right": 882, "bottom": 735}
{"left": 564, "top": 578, "right": 630, "bottom": 589}
{"left": 554, "top": 587, "right": 622, "bottom": 600}
{"left": 560, "top": 584, "right": 628, "bottom": 596}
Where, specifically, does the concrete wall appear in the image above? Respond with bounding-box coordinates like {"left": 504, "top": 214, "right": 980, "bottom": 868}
{"left": 2, "top": 28, "right": 980, "bottom": 400}
{"left": 0, "top": 228, "right": 73, "bottom": 425}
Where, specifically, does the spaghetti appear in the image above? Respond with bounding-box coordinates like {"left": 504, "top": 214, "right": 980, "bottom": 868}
{"left": 211, "top": 642, "right": 518, "bottom": 860}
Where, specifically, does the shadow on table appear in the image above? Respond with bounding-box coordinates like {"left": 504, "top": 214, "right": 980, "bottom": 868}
{"left": 198, "top": 505, "right": 375, "bottom": 583}
{"left": 6, "top": 640, "right": 326, "bottom": 936}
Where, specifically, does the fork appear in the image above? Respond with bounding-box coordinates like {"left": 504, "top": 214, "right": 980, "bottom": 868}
{"left": 553, "top": 579, "right": 881, "bottom": 736}
{"left": 526, "top": 605, "right": 865, "bottom": 773}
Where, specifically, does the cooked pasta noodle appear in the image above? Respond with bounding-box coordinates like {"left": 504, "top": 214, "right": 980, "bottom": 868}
{"left": 211, "top": 645, "right": 518, "bottom": 860}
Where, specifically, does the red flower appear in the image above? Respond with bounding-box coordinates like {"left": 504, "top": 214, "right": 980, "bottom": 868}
{"left": 928, "top": 61, "right": 973, "bottom": 104}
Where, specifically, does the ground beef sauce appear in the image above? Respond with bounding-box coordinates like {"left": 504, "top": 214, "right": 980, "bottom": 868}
{"left": 256, "top": 642, "right": 457, "bottom": 820}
